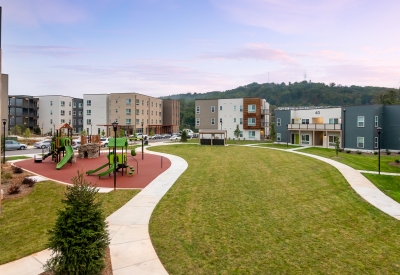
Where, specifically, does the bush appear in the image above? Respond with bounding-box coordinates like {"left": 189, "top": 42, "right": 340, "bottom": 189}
{"left": 395, "top": 159, "right": 400, "bottom": 164}
{"left": 8, "top": 183, "right": 21, "bottom": 194}
{"left": 374, "top": 151, "right": 378, "bottom": 155}
{"left": 181, "top": 130, "right": 188, "bottom": 142}
{"left": 45, "top": 170, "right": 110, "bottom": 274}
{"left": 12, "top": 166, "right": 23, "bottom": 174}
{"left": 386, "top": 149, "right": 391, "bottom": 155}
{"left": 356, "top": 150, "right": 362, "bottom": 155}
{"left": 346, "top": 150, "right": 351, "bottom": 154}
{"left": 22, "top": 177, "right": 37, "bottom": 187}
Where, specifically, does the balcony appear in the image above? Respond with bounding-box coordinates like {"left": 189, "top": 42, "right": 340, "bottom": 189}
{"left": 287, "top": 123, "right": 341, "bottom": 130}
{"left": 261, "top": 121, "right": 270, "bottom": 127}
{"left": 261, "top": 109, "right": 269, "bottom": 114}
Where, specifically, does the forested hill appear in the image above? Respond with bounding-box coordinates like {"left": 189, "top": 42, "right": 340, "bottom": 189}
{"left": 162, "top": 81, "right": 391, "bottom": 107}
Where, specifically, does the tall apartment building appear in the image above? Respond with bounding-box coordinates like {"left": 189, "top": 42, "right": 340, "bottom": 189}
{"left": 36, "top": 95, "right": 73, "bottom": 135}
{"left": 72, "top": 98, "right": 83, "bottom": 134}
{"left": 108, "top": 93, "right": 163, "bottom": 136}
{"left": 195, "top": 98, "right": 270, "bottom": 140}
{"left": 162, "top": 99, "right": 180, "bottom": 134}
{"left": 83, "top": 94, "right": 109, "bottom": 136}
{"left": 8, "top": 94, "right": 39, "bottom": 132}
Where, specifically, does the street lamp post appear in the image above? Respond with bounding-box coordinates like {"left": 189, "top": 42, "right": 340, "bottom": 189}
{"left": 2, "top": 119, "right": 6, "bottom": 164}
{"left": 41, "top": 123, "right": 44, "bottom": 137}
{"left": 112, "top": 121, "right": 118, "bottom": 191}
{"left": 377, "top": 127, "right": 382, "bottom": 175}
{"left": 141, "top": 121, "right": 144, "bottom": 160}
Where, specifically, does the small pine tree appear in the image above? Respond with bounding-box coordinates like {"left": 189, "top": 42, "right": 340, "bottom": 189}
{"left": 101, "top": 129, "right": 106, "bottom": 137}
{"left": 181, "top": 130, "right": 188, "bottom": 142}
{"left": 12, "top": 125, "right": 21, "bottom": 136}
{"left": 23, "top": 128, "right": 31, "bottom": 139}
{"left": 81, "top": 129, "right": 87, "bottom": 136}
{"left": 335, "top": 136, "right": 340, "bottom": 157}
{"left": 45, "top": 170, "right": 110, "bottom": 274}
{"left": 270, "top": 122, "right": 276, "bottom": 142}
{"left": 234, "top": 124, "right": 240, "bottom": 139}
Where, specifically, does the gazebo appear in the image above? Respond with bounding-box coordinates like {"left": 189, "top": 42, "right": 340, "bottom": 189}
{"left": 198, "top": 129, "right": 227, "bottom": 146}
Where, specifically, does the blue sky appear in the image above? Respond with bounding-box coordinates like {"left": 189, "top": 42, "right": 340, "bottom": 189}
{"left": 1, "top": 0, "right": 400, "bottom": 98}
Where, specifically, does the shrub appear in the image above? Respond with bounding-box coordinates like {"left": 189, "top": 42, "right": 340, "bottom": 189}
{"left": 346, "top": 150, "right": 351, "bottom": 154}
{"left": 22, "top": 177, "right": 37, "bottom": 187}
{"left": 181, "top": 130, "right": 188, "bottom": 142}
{"left": 12, "top": 166, "right": 23, "bottom": 174}
{"left": 8, "top": 183, "right": 21, "bottom": 194}
{"left": 395, "top": 159, "right": 400, "bottom": 164}
{"left": 45, "top": 170, "right": 109, "bottom": 274}
{"left": 356, "top": 150, "right": 362, "bottom": 155}
{"left": 131, "top": 149, "right": 136, "bottom": 157}
{"left": 374, "top": 151, "right": 378, "bottom": 155}
{"left": 386, "top": 149, "right": 391, "bottom": 155}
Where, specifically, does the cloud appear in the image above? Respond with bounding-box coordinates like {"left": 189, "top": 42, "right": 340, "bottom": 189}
{"left": 6, "top": 45, "right": 87, "bottom": 58}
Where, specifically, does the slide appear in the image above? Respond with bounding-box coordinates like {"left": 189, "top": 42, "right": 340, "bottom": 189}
{"left": 98, "top": 162, "right": 118, "bottom": 178}
{"left": 86, "top": 163, "right": 110, "bottom": 175}
{"left": 56, "top": 146, "right": 74, "bottom": 170}
{"left": 42, "top": 151, "right": 53, "bottom": 160}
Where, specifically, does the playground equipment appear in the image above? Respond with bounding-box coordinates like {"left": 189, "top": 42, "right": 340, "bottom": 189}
{"left": 86, "top": 138, "right": 135, "bottom": 178}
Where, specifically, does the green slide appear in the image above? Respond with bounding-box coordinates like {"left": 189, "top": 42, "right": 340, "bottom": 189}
{"left": 86, "top": 163, "right": 110, "bottom": 175}
{"left": 98, "top": 162, "right": 118, "bottom": 178}
{"left": 56, "top": 146, "right": 74, "bottom": 170}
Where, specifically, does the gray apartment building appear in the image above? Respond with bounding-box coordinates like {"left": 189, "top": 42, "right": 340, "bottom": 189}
{"left": 8, "top": 95, "right": 39, "bottom": 132}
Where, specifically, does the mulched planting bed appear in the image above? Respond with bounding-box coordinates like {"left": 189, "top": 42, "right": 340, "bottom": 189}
{"left": 1, "top": 163, "right": 37, "bottom": 200}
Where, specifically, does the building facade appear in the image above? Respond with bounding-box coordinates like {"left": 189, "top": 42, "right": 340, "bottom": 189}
{"left": 83, "top": 94, "right": 109, "bottom": 136}
{"left": 72, "top": 98, "right": 83, "bottom": 134}
{"left": 162, "top": 99, "right": 180, "bottom": 134}
{"left": 8, "top": 94, "right": 39, "bottom": 132}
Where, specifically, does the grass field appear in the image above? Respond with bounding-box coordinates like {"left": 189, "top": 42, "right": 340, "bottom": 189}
{"left": 0, "top": 181, "right": 139, "bottom": 265}
{"left": 363, "top": 174, "right": 400, "bottom": 203}
{"left": 5, "top": 156, "right": 31, "bottom": 161}
{"left": 149, "top": 145, "right": 400, "bottom": 274}
{"left": 255, "top": 143, "right": 301, "bottom": 149}
{"left": 300, "top": 147, "right": 400, "bottom": 173}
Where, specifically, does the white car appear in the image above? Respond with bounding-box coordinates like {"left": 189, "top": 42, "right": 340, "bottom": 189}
{"left": 170, "top": 135, "right": 181, "bottom": 141}
{"left": 33, "top": 140, "right": 52, "bottom": 149}
{"left": 100, "top": 138, "right": 110, "bottom": 147}
{"left": 72, "top": 140, "right": 81, "bottom": 150}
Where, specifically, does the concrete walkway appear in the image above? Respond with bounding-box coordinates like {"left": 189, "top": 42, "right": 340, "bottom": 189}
{"left": 0, "top": 147, "right": 188, "bottom": 275}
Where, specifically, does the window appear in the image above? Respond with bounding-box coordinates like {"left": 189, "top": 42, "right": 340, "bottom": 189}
{"left": 69, "top": 111, "right": 71, "bottom": 115}
{"left": 142, "top": 110, "right": 144, "bottom": 115}
{"left": 211, "top": 106, "right": 215, "bottom": 113}
{"left": 61, "top": 110, "right": 65, "bottom": 116}
{"left": 302, "top": 135, "right": 310, "bottom": 144}
{"left": 136, "top": 119, "right": 139, "bottom": 125}
{"left": 61, "top": 119, "right": 65, "bottom": 123}
{"left": 248, "top": 104, "right": 256, "bottom": 113}
{"left": 69, "top": 102, "right": 71, "bottom": 106}
{"left": 147, "top": 101, "right": 149, "bottom": 106}
{"left": 196, "top": 106, "right": 200, "bottom": 114}
{"left": 328, "top": 136, "right": 336, "bottom": 146}
{"left": 79, "top": 103, "right": 83, "bottom": 108}
{"left": 50, "top": 101, "right": 53, "bottom": 106}
{"left": 50, "top": 110, "right": 53, "bottom": 115}
{"left": 152, "top": 102, "right": 154, "bottom": 107}
{"left": 248, "top": 118, "right": 256, "bottom": 126}
{"left": 357, "top": 116, "right": 364, "bottom": 127}
{"left": 375, "top": 116, "right": 378, "bottom": 127}
{"left": 234, "top": 118, "right": 236, "bottom": 123}
{"left": 301, "top": 119, "right": 310, "bottom": 124}
{"left": 126, "top": 109, "right": 131, "bottom": 115}
{"left": 196, "top": 118, "right": 200, "bottom": 126}
{"left": 79, "top": 111, "right": 82, "bottom": 116}
{"left": 61, "top": 101, "right": 65, "bottom": 107}
{"left": 136, "top": 99, "right": 139, "bottom": 105}
{"left": 240, "top": 105, "right": 243, "bottom": 112}
{"left": 142, "top": 100, "right": 144, "bottom": 105}
{"left": 234, "top": 105, "right": 237, "bottom": 111}
{"left": 160, "top": 103, "right": 162, "bottom": 108}
{"left": 136, "top": 109, "right": 139, "bottom": 115}
{"left": 87, "top": 119, "right": 91, "bottom": 124}
{"left": 73, "top": 102, "right": 76, "bottom": 108}
{"left": 73, "top": 111, "right": 76, "bottom": 116}
{"left": 277, "top": 118, "right": 281, "bottom": 126}
{"left": 277, "top": 133, "right": 281, "bottom": 141}
{"left": 357, "top": 137, "right": 364, "bottom": 148}
{"left": 374, "top": 137, "right": 378, "bottom": 148}
{"left": 156, "top": 103, "right": 158, "bottom": 107}
{"left": 50, "top": 119, "right": 53, "bottom": 124}
{"left": 87, "top": 100, "right": 91, "bottom": 106}
{"left": 248, "top": 131, "right": 256, "bottom": 138}
{"left": 126, "top": 119, "right": 131, "bottom": 125}
{"left": 115, "top": 99, "right": 118, "bottom": 103}
{"left": 115, "top": 109, "right": 118, "bottom": 113}
{"left": 329, "top": 118, "right": 338, "bottom": 124}
{"left": 240, "top": 131, "right": 243, "bottom": 137}
{"left": 211, "top": 118, "right": 215, "bottom": 125}
{"left": 219, "top": 106, "right": 222, "bottom": 111}
{"left": 240, "top": 118, "right": 243, "bottom": 125}
{"left": 159, "top": 112, "right": 162, "bottom": 116}
{"left": 86, "top": 110, "right": 91, "bottom": 116}
{"left": 147, "top": 110, "right": 149, "bottom": 115}
{"left": 73, "top": 119, "right": 76, "bottom": 124}
{"left": 126, "top": 99, "right": 131, "bottom": 105}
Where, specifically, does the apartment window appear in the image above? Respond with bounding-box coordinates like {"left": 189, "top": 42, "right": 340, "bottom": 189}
{"left": 126, "top": 99, "right": 131, "bottom": 105}
{"left": 276, "top": 133, "right": 281, "bottom": 141}
{"left": 357, "top": 137, "right": 364, "bottom": 148}
{"left": 79, "top": 103, "right": 83, "bottom": 108}
{"left": 151, "top": 111, "right": 153, "bottom": 115}
{"left": 302, "top": 135, "right": 310, "bottom": 144}
{"left": 240, "top": 131, "right": 243, "bottom": 137}
{"left": 147, "top": 119, "right": 149, "bottom": 123}
{"left": 159, "top": 112, "right": 162, "bottom": 116}
{"left": 79, "top": 111, "right": 82, "bottom": 116}
{"left": 375, "top": 116, "right": 378, "bottom": 127}
{"left": 156, "top": 103, "right": 158, "bottom": 107}
{"left": 136, "top": 99, "right": 139, "bottom": 105}
{"left": 142, "top": 110, "right": 144, "bottom": 115}
{"left": 211, "top": 106, "right": 215, "bottom": 113}
{"left": 69, "top": 102, "right": 71, "bottom": 106}
{"left": 50, "top": 110, "right": 53, "bottom": 115}
{"left": 248, "top": 105, "right": 256, "bottom": 113}
{"left": 248, "top": 118, "right": 256, "bottom": 126}
{"left": 374, "top": 137, "right": 378, "bottom": 148}
{"left": 115, "top": 99, "right": 118, "bottom": 103}
{"left": 160, "top": 103, "right": 162, "bottom": 108}
{"left": 234, "top": 105, "right": 237, "bottom": 111}
{"left": 240, "top": 105, "right": 243, "bottom": 112}
{"left": 219, "top": 106, "right": 222, "bottom": 111}
{"left": 87, "top": 119, "right": 91, "bottom": 124}
{"left": 61, "top": 119, "right": 65, "bottom": 123}
{"left": 126, "top": 119, "right": 131, "bottom": 125}
{"left": 147, "top": 110, "right": 149, "bottom": 115}
{"left": 61, "top": 110, "right": 65, "bottom": 116}
{"left": 73, "top": 119, "right": 76, "bottom": 124}
{"left": 115, "top": 109, "right": 118, "bottom": 113}
{"left": 136, "top": 119, "right": 139, "bottom": 125}
{"left": 147, "top": 101, "right": 149, "bottom": 106}
{"left": 196, "top": 106, "right": 200, "bottom": 114}
{"left": 86, "top": 110, "right": 91, "bottom": 116}
{"left": 240, "top": 118, "right": 243, "bottom": 125}
{"left": 73, "top": 111, "right": 76, "bottom": 116}
{"left": 248, "top": 131, "right": 256, "bottom": 138}
{"left": 50, "top": 119, "right": 53, "bottom": 124}
{"left": 234, "top": 118, "right": 236, "bottom": 123}
{"left": 196, "top": 118, "right": 200, "bottom": 126}
{"left": 61, "top": 101, "right": 65, "bottom": 107}
{"left": 152, "top": 102, "right": 154, "bottom": 107}
{"left": 357, "top": 116, "right": 364, "bottom": 127}
{"left": 136, "top": 109, "right": 139, "bottom": 115}
{"left": 142, "top": 100, "right": 144, "bottom": 105}
{"left": 73, "top": 102, "right": 76, "bottom": 108}
{"left": 211, "top": 118, "right": 215, "bottom": 125}
{"left": 79, "top": 119, "right": 82, "bottom": 125}
{"left": 328, "top": 136, "right": 336, "bottom": 146}
{"left": 159, "top": 119, "right": 161, "bottom": 123}
{"left": 50, "top": 101, "right": 53, "bottom": 106}
{"left": 69, "top": 111, "right": 71, "bottom": 115}
{"left": 87, "top": 100, "right": 91, "bottom": 106}
{"left": 277, "top": 118, "right": 281, "bottom": 126}
{"left": 301, "top": 119, "right": 310, "bottom": 124}
{"left": 329, "top": 118, "right": 338, "bottom": 124}
{"left": 126, "top": 109, "right": 131, "bottom": 115}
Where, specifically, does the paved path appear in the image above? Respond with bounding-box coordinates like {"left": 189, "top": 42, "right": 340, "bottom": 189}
{"left": 0, "top": 147, "right": 188, "bottom": 275}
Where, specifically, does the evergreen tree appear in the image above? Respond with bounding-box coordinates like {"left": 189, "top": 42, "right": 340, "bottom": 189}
{"left": 234, "top": 124, "right": 240, "bottom": 139}
{"left": 181, "top": 129, "right": 188, "bottom": 142}
{"left": 270, "top": 122, "right": 276, "bottom": 142}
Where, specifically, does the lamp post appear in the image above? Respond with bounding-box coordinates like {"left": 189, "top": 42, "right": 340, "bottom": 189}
{"left": 2, "top": 119, "right": 6, "bottom": 164}
{"left": 342, "top": 109, "right": 346, "bottom": 150}
{"left": 112, "top": 121, "right": 118, "bottom": 191}
{"left": 53, "top": 124, "right": 56, "bottom": 137}
{"left": 41, "top": 123, "right": 44, "bottom": 137}
{"left": 377, "top": 127, "right": 382, "bottom": 175}
{"left": 141, "top": 121, "right": 144, "bottom": 160}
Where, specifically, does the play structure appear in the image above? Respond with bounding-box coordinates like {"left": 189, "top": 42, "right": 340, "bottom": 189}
{"left": 78, "top": 134, "right": 101, "bottom": 158}
{"left": 86, "top": 138, "right": 135, "bottom": 178}
{"left": 41, "top": 123, "right": 75, "bottom": 170}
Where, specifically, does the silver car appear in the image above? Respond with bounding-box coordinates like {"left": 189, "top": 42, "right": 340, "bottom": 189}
{"left": 5, "top": 140, "right": 27, "bottom": 150}
{"left": 34, "top": 140, "right": 52, "bottom": 149}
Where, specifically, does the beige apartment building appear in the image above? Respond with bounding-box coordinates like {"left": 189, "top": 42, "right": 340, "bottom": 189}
{"left": 161, "top": 99, "right": 180, "bottom": 134}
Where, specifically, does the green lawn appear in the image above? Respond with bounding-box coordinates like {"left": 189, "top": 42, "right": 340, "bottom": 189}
{"left": 363, "top": 174, "right": 400, "bottom": 203}
{"left": 300, "top": 147, "right": 400, "bottom": 173}
{"left": 0, "top": 181, "right": 139, "bottom": 265}
{"left": 255, "top": 143, "right": 301, "bottom": 149}
{"left": 149, "top": 145, "right": 400, "bottom": 274}
{"left": 5, "top": 156, "right": 31, "bottom": 161}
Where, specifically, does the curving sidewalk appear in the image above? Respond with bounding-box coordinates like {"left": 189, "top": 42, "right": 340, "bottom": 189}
{"left": 0, "top": 148, "right": 188, "bottom": 275}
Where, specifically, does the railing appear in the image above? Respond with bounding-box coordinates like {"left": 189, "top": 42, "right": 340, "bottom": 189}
{"left": 287, "top": 123, "right": 341, "bottom": 130}
{"left": 261, "top": 122, "right": 270, "bottom": 127}
{"left": 261, "top": 109, "right": 269, "bottom": 114}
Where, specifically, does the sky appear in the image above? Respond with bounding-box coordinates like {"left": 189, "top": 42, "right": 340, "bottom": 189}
{"left": 1, "top": 0, "right": 400, "bottom": 98}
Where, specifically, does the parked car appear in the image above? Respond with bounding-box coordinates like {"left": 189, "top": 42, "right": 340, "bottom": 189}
{"left": 33, "top": 140, "right": 52, "bottom": 149}
{"left": 162, "top": 134, "right": 171, "bottom": 138}
{"left": 100, "top": 138, "right": 109, "bottom": 147}
{"left": 72, "top": 140, "right": 81, "bottom": 150}
{"left": 151, "top": 134, "right": 162, "bottom": 139}
{"left": 5, "top": 140, "right": 28, "bottom": 150}
{"left": 170, "top": 135, "right": 181, "bottom": 141}
{"left": 136, "top": 133, "right": 148, "bottom": 140}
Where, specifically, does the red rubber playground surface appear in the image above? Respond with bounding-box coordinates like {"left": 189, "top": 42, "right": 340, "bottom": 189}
{"left": 16, "top": 151, "right": 171, "bottom": 189}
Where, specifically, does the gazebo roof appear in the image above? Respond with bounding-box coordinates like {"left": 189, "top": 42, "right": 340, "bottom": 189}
{"left": 56, "top": 123, "right": 74, "bottom": 130}
{"left": 108, "top": 138, "right": 128, "bottom": 148}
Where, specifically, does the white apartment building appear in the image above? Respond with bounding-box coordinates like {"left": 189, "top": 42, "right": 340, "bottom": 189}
{"left": 36, "top": 95, "right": 73, "bottom": 135}
{"left": 83, "top": 94, "right": 109, "bottom": 136}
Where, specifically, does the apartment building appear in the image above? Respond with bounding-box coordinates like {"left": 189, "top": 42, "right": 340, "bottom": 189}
{"left": 36, "top": 95, "right": 73, "bottom": 135}
{"left": 195, "top": 98, "right": 270, "bottom": 140}
{"left": 72, "top": 98, "right": 83, "bottom": 134}
{"left": 8, "top": 95, "right": 39, "bottom": 132}
{"left": 83, "top": 94, "right": 109, "bottom": 136}
{"left": 162, "top": 99, "right": 180, "bottom": 134}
